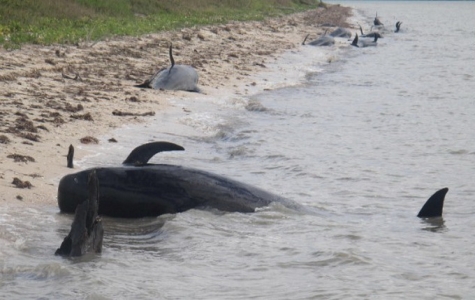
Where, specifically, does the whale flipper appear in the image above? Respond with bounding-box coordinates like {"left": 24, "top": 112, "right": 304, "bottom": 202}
{"left": 122, "top": 141, "right": 184, "bottom": 165}
{"left": 417, "top": 188, "right": 448, "bottom": 218}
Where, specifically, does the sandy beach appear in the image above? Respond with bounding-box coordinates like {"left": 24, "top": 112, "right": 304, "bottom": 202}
{"left": 0, "top": 5, "right": 352, "bottom": 206}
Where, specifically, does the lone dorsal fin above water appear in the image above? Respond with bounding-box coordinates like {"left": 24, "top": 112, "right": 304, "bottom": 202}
{"left": 417, "top": 188, "right": 449, "bottom": 218}
{"left": 123, "top": 141, "right": 184, "bottom": 166}
{"left": 351, "top": 33, "right": 359, "bottom": 47}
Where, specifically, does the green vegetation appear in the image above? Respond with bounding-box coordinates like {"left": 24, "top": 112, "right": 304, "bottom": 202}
{"left": 0, "top": 0, "right": 323, "bottom": 49}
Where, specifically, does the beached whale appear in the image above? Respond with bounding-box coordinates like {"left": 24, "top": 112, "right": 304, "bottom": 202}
{"left": 57, "top": 141, "right": 450, "bottom": 220}
{"left": 351, "top": 33, "right": 379, "bottom": 48}
{"left": 358, "top": 25, "right": 382, "bottom": 39}
{"left": 136, "top": 45, "right": 200, "bottom": 92}
{"left": 329, "top": 27, "right": 352, "bottom": 38}
{"left": 302, "top": 30, "right": 335, "bottom": 46}
{"left": 57, "top": 142, "right": 303, "bottom": 218}
{"left": 373, "top": 12, "right": 384, "bottom": 26}
{"left": 371, "top": 13, "right": 385, "bottom": 31}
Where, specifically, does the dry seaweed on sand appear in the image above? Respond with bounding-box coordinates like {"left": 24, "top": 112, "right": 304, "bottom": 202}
{"left": 80, "top": 136, "right": 99, "bottom": 144}
{"left": 7, "top": 154, "right": 36, "bottom": 163}
{"left": 12, "top": 177, "right": 33, "bottom": 189}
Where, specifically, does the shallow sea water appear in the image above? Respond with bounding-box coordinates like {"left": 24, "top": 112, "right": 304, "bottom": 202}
{"left": 1, "top": 1, "right": 475, "bottom": 299}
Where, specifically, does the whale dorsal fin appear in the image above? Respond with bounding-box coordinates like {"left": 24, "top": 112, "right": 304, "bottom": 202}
{"left": 351, "top": 33, "right": 359, "bottom": 47}
{"left": 417, "top": 188, "right": 448, "bottom": 218}
{"left": 123, "top": 141, "right": 184, "bottom": 165}
{"left": 168, "top": 44, "right": 175, "bottom": 75}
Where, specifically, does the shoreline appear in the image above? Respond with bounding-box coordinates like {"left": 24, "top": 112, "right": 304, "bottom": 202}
{"left": 0, "top": 5, "right": 353, "bottom": 207}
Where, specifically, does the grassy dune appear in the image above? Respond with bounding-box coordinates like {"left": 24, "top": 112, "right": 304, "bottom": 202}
{"left": 0, "top": 0, "right": 323, "bottom": 49}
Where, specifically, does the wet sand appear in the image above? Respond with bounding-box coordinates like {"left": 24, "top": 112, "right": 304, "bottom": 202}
{"left": 0, "top": 5, "right": 352, "bottom": 206}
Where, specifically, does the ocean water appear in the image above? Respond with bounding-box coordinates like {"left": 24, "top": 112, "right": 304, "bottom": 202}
{"left": 1, "top": 1, "right": 475, "bottom": 299}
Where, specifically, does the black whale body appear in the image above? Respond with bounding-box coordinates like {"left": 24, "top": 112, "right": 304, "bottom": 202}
{"left": 58, "top": 142, "right": 449, "bottom": 219}
{"left": 58, "top": 142, "right": 299, "bottom": 218}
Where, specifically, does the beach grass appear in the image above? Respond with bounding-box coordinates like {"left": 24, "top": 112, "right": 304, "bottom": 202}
{"left": 0, "top": 0, "right": 324, "bottom": 49}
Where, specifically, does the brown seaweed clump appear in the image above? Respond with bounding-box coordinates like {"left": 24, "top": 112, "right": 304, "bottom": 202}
{"left": 0, "top": 135, "right": 11, "bottom": 144}
{"left": 80, "top": 136, "right": 99, "bottom": 144}
{"left": 112, "top": 110, "right": 155, "bottom": 117}
{"left": 12, "top": 177, "right": 33, "bottom": 189}
{"left": 7, "top": 154, "right": 36, "bottom": 163}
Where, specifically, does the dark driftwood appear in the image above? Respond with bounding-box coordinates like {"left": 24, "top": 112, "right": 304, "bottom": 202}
{"left": 55, "top": 170, "right": 103, "bottom": 257}
{"left": 67, "top": 144, "right": 74, "bottom": 168}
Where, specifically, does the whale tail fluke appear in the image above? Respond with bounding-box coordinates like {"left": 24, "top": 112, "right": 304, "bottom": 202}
{"left": 351, "top": 33, "right": 359, "bottom": 47}
{"left": 395, "top": 21, "right": 402, "bottom": 33}
{"left": 417, "top": 188, "right": 449, "bottom": 218}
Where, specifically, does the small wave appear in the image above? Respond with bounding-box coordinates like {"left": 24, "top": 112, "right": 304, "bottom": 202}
{"left": 227, "top": 146, "right": 254, "bottom": 159}
{"left": 1, "top": 263, "right": 71, "bottom": 281}
{"left": 448, "top": 149, "right": 468, "bottom": 155}
{"left": 103, "top": 217, "right": 169, "bottom": 251}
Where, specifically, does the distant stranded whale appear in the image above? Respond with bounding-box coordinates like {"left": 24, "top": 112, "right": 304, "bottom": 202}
{"left": 302, "top": 30, "right": 335, "bottom": 46}
{"left": 351, "top": 33, "right": 379, "bottom": 48}
{"left": 374, "top": 13, "right": 384, "bottom": 26}
{"left": 58, "top": 142, "right": 304, "bottom": 218}
{"left": 329, "top": 27, "right": 352, "bottom": 38}
{"left": 136, "top": 45, "right": 200, "bottom": 92}
{"left": 358, "top": 25, "right": 382, "bottom": 39}
{"left": 371, "top": 13, "right": 385, "bottom": 31}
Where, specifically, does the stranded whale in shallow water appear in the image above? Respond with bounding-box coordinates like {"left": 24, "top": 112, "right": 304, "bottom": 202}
{"left": 329, "top": 27, "right": 352, "bottom": 38}
{"left": 136, "top": 45, "right": 200, "bottom": 92}
{"left": 302, "top": 30, "right": 335, "bottom": 46}
{"left": 58, "top": 142, "right": 304, "bottom": 218}
{"left": 351, "top": 33, "right": 379, "bottom": 48}
{"left": 58, "top": 142, "right": 450, "bottom": 220}
{"left": 358, "top": 25, "right": 382, "bottom": 39}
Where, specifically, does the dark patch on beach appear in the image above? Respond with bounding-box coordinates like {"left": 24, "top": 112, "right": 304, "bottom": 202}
{"left": 65, "top": 103, "right": 84, "bottom": 113}
{"left": 18, "top": 132, "right": 41, "bottom": 142}
{"left": 112, "top": 110, "right": 155, "bottom": 117}
{"left": 7, "top": 154, "right": 36, "bottom": 163}
{"left": 0, "top": 135, "right": 11, "bottom": 144}
{"left": 80, "top": 136, "right": 99, "bottom": 144}
{"left": 127, "top": 96, "right": 140, "bottom": 103}
{"left": 12, "top": 177, "right": 33, "bottom": 189}
{"left": 71, "top": 112, "right": 93, "bottom": 121}
{"left": 11, "top": 116, "right": 38, "bottom": 133}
